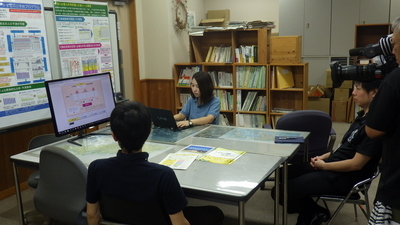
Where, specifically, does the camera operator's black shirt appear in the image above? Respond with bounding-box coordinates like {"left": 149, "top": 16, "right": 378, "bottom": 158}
{"left": 367, "top": 67, "right": 400, "bottom": 208}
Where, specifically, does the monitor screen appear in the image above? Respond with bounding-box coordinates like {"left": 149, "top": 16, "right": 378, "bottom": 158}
{"left": 45, "top": 73, "right": 116, "bottom": 137}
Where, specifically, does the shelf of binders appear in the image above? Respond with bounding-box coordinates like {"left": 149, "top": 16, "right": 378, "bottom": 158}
{"left": 236, "top": 89, "right": 267, "bottom": 113}
{"left": 268, "top": 63, "right": 308, "bottom": 123}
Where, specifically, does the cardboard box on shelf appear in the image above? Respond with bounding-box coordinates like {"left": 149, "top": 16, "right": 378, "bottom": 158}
{"left": 308, "top": 85, "right": 332, "bottom": 98}
{"left": 341, "top": 80, "right": 353, "bottom": 89}
{"left": 331, "top": 101, "right": 347, "bottom": 122}
{"left": 308, "top": 98, "right": 330, "bottom": 115}
{"left": 308, "top": 85, "right": 324, "bottom": 97}
{"left": 334, "top": 88, "right": 350, "bottom": 101}
{"left": 200, "top": 10, "right": 230, "bottom": 27}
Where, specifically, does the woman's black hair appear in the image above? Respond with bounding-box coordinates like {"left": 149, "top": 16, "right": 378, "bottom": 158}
{"left": 191, "top": 71, "right": 214, "bottom": 104}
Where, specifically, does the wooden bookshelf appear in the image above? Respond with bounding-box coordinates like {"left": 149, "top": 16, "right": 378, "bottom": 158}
{"left": 268, "top": 63, "right": 308, "bottom": 127}
{"left": 175, "top": 29, "right": 308, "bottom": 127}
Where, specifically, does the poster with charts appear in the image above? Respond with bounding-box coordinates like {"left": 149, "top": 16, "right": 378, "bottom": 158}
{"left": 0, "top": 0, "right": 52, "bottom": 129}
{"left": 54, "top": 0, "right": 113, "bottom": 78}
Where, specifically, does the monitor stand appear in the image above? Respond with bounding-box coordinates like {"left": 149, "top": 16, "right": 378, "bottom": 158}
{"left": 67, "top": 130, "right": 112, "bottom": 146}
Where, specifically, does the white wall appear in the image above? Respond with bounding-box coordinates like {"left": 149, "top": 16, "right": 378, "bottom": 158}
{"left": 136, "top": 0, "right": 204, "bottom": 80}
{"left": 136, "top": 0, "right": 279, "bottom": 80}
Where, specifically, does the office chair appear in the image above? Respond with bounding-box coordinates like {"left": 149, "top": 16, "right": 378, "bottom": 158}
{"left": 34, "top": 146, "right": 88, "bottom": 225}
{"left": 99, "top": 194, "right": 171, "bottom": 225}
{"left": 27, "top": 134, "right": 70, "bottom": 189}
{"left": 24, "top": 134, "right": 70, "bottom": 223}
{"left": 259, "top": 110, "right": 335, "bottom": 190}
{"left": 315, "top": 166, "right": 380, "bottom": 225}
{"left": 275, "top": 110, "right": 335, "bottom": 163}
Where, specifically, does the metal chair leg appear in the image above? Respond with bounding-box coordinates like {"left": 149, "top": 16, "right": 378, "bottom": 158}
{"left": 353, "top": 204, "right": 358, "bottom": 221}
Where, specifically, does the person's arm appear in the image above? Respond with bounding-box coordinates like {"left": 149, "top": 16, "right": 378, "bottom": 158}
{"left": 309, "top": 152, "right": 331, "bottom": 166}
{"left": 174, "top": 112, "right": 186, "bottom": 121}
{"left": 311, "top": 152, "right": 371, "bottom": 172}
{"left": 169, "top": 211, "right": 190, "bottom": 225}
{"left": 365, "top": 125, "right": 386, "bottom": 138}
{"left": 86, "top": 202, "right": 101, "bottom": 225}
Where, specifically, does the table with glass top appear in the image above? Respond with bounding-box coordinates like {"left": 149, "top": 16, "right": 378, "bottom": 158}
{"left": 10, "top": 130, "right": 285, "bottom": 225}
{"left": 176, "top": 125, "right": 310, "bottom": 225}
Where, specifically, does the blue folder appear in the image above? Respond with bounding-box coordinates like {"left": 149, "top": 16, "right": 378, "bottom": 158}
{"left": 274, "top": 136, "right": 304, "bottom": 144}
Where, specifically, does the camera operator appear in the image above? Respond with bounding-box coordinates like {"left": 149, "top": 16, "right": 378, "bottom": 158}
{"left": 366, "top": 16, "right": 400, "bottom": 225}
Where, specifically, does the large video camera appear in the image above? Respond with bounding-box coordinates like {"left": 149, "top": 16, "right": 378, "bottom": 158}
{"left": 330, "top": 34, "right": 398, "bottom": 88}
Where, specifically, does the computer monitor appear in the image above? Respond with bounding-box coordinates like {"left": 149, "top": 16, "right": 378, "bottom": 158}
{"left": 45, "top": 72, "right": 116, "bottom": 145}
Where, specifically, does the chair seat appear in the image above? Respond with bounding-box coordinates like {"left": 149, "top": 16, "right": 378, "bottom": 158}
{"left": 315, "top": 166, "right": 380, "bottom": 225}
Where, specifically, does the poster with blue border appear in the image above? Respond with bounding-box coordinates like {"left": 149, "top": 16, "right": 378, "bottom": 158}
{"left": 0, "top": 0, "right": 51, "bottom": 130}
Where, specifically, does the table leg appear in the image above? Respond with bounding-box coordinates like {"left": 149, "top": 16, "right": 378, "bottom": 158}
{"left": 238, "top": 201, "right": 245, "bottom": 225}
{"left": 12, "top": 162, "right": 25, "bottom": 225}
{"left": 274, "top": 167, "right": 280, "bottom": 225}
{"left": 282, "top": 160, "right": 288, "bottom": 225}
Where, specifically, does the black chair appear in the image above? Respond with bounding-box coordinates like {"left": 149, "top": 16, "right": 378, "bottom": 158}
{"left": 315, "top": 166, "right": 380, "bottom": 225}
{"left": 34, "top": 146, "right": 87, "bottom": 225}
{"left": 99, "top": 194, "right": 171, "bottom": 225}
{"left": 275, "top": 110, "right": 335, "bottom": 163}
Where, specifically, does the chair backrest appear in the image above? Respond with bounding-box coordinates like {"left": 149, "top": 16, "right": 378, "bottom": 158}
{"left": 99, "top": 194, "right": 171, "bottom": 225}
{"left": 276, "top": 110, "right": 333, "bottom": 163}
{"left": 34, "top": 146, "right": 88, "bottom": 225}
{"left": 29, "top": 134, "right": 70, "bottom": 150}
{"left": 353, "top": 165, "right": 380, "bottom": 195}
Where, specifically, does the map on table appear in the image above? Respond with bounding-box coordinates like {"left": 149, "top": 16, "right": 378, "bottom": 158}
{"left": 194, "top": 126, "right": 302, "bottom": 143}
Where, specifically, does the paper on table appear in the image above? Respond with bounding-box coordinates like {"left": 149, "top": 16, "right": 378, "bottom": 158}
{"left": 199, "top": 147, "right": 245, "bottom": 165}
{"left": 159, "top": 153, "right": 198, "bottom": 170}
{"left": 177, "top": 144, "right": 215, "bottom": 159}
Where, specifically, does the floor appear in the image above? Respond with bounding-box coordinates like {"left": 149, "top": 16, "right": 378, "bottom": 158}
{"left": 0, "top": 122, "right": 379, "bottom": 225}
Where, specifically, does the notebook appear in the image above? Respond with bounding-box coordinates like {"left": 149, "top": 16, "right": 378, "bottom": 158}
{"left": 148, "top": 107, "right": 182, "bottom": 131}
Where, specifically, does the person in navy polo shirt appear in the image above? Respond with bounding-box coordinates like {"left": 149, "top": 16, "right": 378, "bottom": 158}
{"left": 86, "top": 101, "right": 224, "bottom": 225}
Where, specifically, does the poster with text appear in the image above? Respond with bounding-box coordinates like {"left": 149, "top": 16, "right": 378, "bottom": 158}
{"left": 0, "top": 0, "right": 52, "bottom": 130}
{"left": 54, "top": 1, "right": 113, "bottom": 78}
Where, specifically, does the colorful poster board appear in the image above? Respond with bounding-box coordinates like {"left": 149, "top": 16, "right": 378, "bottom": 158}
{"left": 0, "top": 0, "right": 52, "bottom": 130}
{"left": 54, "top": 0, "right": 113, "bottom": 78}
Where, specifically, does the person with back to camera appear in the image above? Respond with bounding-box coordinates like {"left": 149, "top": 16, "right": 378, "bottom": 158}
{"left": 86, "top": 101, "right": 224, "bottom": 225}
{"left": 271, "top": 80, "right": 382, "bottom": 225}
{"left": 366, "top": 16, "right": 400, "bottom": 225}
{"left": 174, "top": 71, "right": 220, "bottom": 127}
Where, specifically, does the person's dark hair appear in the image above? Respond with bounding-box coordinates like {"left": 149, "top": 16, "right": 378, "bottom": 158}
{"left": 191, "top": 71, "right": 214, "bottom": 104}
{"left": 356, "top": 80, "right": 381, "bottom": 93}
{"left": 110, "top": 101, "right": 151, "bottom": 153}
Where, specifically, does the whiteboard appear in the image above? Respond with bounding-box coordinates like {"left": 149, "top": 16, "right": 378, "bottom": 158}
{"left": 0, "top": 5, "right": 122, "bottom": 132}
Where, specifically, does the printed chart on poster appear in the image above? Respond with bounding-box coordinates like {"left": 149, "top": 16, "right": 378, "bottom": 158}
{"left": 53, "top": 0, "right": 113, "bottom": 78}
{"left": 0, "top": 0, "right": 52, "bottom": 130}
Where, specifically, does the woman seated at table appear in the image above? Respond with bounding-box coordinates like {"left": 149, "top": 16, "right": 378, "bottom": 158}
{"left": 272, "top": 80, "right": 382, "bottom": 225}
{"left": 174, "top": 71, "right": 220, "bottom": 127}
